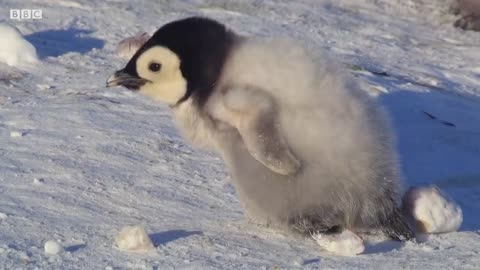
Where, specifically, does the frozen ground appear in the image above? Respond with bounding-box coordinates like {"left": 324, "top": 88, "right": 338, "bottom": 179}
{"left": 0, "top": 0, "right": 479, "bottom": 269}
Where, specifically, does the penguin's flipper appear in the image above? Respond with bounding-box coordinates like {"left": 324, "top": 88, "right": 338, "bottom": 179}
{"left": 219, "top": 86, "right": 301, "bottom": 176}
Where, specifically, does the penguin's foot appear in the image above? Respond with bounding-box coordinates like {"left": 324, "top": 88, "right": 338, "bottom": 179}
{"left": 380, "top": 208, "right": 415, "bottom": 241}
{"left": 454, "top": 15, "right": 480, "bottom": 31}
{"left": 311, "top": 229, "right": 365, "bottom": 256}
{"left": 290, "top": 214, "right": 341, "bottom": 235}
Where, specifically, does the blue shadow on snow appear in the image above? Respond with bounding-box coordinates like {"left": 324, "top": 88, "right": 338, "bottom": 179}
{"left": 149, "top": 230, "right": 203, "bottom": 246}
{"left": 65, "top": 244, "right": 86, "bottom": 253}
{"left": 378, "top": 87, "right": 480, "bottom": 231}
{"left": 25, "top": 28, "right": 104, "bottom": 58}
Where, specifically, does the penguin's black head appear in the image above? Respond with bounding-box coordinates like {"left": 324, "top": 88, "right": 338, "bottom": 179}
{"left": 107, "top": 17, "right": 235, "bottom": 106}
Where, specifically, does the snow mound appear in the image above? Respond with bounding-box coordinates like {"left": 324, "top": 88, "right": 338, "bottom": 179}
{"left": 312, "top": 229, "right": 365, "bottom": 256}
{"left": 0, "top": 23, "right": 39, "bottom": 67}
{"left": 114, "top": 225, "right": 154, "bottom": 252}
{"left": 116, "top": 32, "right": 150, "bottom": 59}
{"left": 44, "top": 240, "right": 63, "bottom": 255}
{"left": 403, "top": 186, "right": 463, "bottom": 234}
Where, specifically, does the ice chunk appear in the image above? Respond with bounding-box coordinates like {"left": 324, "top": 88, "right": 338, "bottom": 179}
{"left": 115, "top": 225, "right": 154, "bottom": 252}
{"left": 44, "top": 240, "right": 63, "bottom": 255}
{"left": 10, "top": 131, "right": 24, "bottom": 138}
{"left": 403, "top": 186, "right": 463, "bottom": 234}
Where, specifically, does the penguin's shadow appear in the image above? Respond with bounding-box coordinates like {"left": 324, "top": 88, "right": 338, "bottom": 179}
{"left": 149, "top": 230, "right": 203, "bottom": 246}
{"left": 65, "top": 243, "right": 86, "bottom": 253}
{"left": 25, "top": 28, "right": 104, "bottom": 58}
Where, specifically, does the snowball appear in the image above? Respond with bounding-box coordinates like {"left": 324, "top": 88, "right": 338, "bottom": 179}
{"left": 33, "top": 178, "right": 45, "bottom": 185}
{"left": 0, "top": 23, "right": 39, "bottom": 67}
{"left": 36, "top": 84, "right": 52, "bottom": 90}
{"left": 115, "top": 225, "right": 154, "bottom": 252}
{"left": 44, "top": 240, "right": 63, "bottom": 255}
{"left": 312, "top": 229, "right": 365, "bottom": 256}
{"left": 0, "top": 212, "right": 7, "bottom": 220}
{"left": 10, "top": 131, "right": 24, "bottom": 138}
{"left": 403, "top": 186, "right": 463, "bottom": 234}
{"left": 116, "top": 32, "right": 151, "bottom": 59}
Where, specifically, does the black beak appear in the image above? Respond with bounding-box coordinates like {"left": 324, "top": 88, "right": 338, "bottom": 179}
{"left": 106, "top": 69, "right": 148, "bottom": 90}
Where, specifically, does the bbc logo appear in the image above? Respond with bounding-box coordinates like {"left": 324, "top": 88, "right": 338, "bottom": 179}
{"left": 10, "top": 9, "right": 43, "bottom": 20}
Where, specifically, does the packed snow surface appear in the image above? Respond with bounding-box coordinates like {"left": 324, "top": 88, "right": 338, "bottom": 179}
{"left": 0, "top": 0, "right": 480, "bottom": 269}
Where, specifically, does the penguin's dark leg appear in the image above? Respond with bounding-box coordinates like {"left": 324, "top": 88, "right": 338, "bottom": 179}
{"left": 380, "top": 208, "right": 415, "bottom": 241}
{"left": 289, "top": 213, "right": 344, "bottom": 236}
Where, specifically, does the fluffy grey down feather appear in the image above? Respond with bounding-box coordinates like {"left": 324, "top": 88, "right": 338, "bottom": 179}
{"left": 173, "top": 37, "right": 414, "bottom": 240}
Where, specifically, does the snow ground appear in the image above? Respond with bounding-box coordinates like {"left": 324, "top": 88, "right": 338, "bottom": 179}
{"left": 0, "top": 0, "right": 479, "bottom": 269}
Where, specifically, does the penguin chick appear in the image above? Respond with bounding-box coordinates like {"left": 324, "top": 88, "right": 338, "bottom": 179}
{"left": 452, "top": 0, "right": 480, "bottom": 31}
{"left": 106, "top": 17, "right": 414, "bottom": 241}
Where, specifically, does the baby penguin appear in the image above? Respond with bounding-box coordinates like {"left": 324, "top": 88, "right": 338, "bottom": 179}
{"left": 451, "top": 0, "right": 480, "bottom": 31}
{"left": 107, "top": 17, "right": 414, "bottom": 252}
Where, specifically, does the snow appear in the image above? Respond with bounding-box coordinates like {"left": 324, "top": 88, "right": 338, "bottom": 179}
{"left": 0, "top": 0, "right": 480, "bottom": 269}
{"left": 312, "top": 230, "right": 365, "bottom": 256}
{"left": 404, "top": 186, "right": 463, "bottom": 234}
{"left": 44, "top": 240, "right": 64, "bottom": 255}
{"left": 0, "top": 22, "right": 39, "bottom": 67}
{"left": 115, "top": 225, "right": 154, "bottom": 252}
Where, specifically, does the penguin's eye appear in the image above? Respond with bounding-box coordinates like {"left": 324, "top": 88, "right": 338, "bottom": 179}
{"left": 148, "top": 62, "right": 162, "bottom": 72}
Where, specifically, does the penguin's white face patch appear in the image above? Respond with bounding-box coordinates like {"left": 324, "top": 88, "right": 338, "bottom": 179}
{"left": 136, "top": 46, "right": 187, "bottom": 105}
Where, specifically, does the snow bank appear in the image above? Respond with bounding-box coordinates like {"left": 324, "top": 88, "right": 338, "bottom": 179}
{"left": 0, "top": 23, "right": 39, "bottom": 67}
